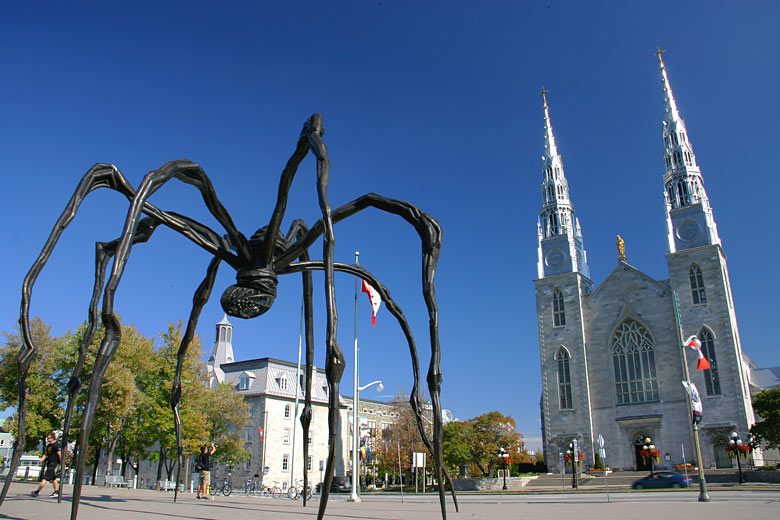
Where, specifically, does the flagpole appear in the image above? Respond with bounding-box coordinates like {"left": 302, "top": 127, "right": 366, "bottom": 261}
{"left": 290, "top": 299, "right": 304, "bottom": 492}
{"left": 673, "top": 291, "right": 710, "bottom": 502}
{"left": 350, "top": 251, "right": 361, "bottom": 502}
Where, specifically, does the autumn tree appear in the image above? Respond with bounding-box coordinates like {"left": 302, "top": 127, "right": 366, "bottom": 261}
{"left": 375, "top": 391, "right": 432, "bottom": 484}
{"left": 0, "top": 318, "right": 66, "bottom": 451}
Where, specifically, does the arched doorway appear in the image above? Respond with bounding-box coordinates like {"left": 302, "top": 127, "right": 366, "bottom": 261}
{"left": 634, "top": 435, "right": 653, "bottom": 471}
{"left": 713, "top": 435, "right": 732, "bottom": 469}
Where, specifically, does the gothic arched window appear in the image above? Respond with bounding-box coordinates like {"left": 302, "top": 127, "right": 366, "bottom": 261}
{"left": 611, "top": 319, "right": 659, "bottom": 404}
{"left": 699, "top": 328, "right": 721, "bottom": 395}
{"left": 556, "top": 347, "right": 573, "bottom": 410}
{"left": 689, "top": 264, "right": 707, "bottom": 304}
{"left": 552, "top": 289, "right": 566, "bottom": 327}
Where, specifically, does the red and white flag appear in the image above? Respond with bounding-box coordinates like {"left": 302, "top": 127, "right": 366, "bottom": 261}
{"left": 258, "top": 427, "right": 264, "bottom": 441}
{"left": 683, "top": 335, "right": 711, "bottom": 371}
{"left": 361, "top": 280, "right": 382, "bottom": 326}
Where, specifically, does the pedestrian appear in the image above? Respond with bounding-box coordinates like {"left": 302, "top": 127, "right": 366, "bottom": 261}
{"left": 31, "top": 433, "right": 61, "bottom": 497}
{"left": 195, "top": 442, "right": 216, "bottom": 500}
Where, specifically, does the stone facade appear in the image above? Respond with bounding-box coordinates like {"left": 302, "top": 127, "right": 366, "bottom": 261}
{"left": 536, "top": 56, "right": 759, "bottom": 473}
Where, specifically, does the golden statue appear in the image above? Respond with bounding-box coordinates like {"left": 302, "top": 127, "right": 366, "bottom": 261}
{"left": 617, "top": 235, "right": 626, "bottom": 260}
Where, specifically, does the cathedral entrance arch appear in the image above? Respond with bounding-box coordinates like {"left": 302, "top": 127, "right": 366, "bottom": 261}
{"left": 633, "top": 434, "right": 653, "bottom": 471}
{"left": 713, "top": 435, "right": 732, "bottom": 469}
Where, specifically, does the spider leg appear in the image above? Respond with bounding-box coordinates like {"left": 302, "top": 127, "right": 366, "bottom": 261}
{"left": 301, "top": 114, "right": 346, "bottom": 520}
{"left": 72, "top": 161, "right": 247, "bottom": 519}
{"left": 173, "top": 256, "right": 221, "bottom": 503}
{"left": 277, "top": 193, "right": 457, "bottom": 516}
{"left": 286, "top": 220, "right": 315, "bottom": 507}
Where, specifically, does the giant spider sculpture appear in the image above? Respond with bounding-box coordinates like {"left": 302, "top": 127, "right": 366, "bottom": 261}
{"left": 0, "top": 114, "right": 458, "bottom": 520}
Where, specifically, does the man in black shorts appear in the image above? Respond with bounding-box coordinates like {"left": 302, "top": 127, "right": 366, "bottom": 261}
{"left": 31, "top": 433, "right": 61, "bottom": 497}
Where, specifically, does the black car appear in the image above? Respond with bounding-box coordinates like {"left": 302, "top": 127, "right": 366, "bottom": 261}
{"left": 316, "top": 476, "right": 352, "bottom": 493}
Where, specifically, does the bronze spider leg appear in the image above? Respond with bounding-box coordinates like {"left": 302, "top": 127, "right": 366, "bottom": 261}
{"left": 278, "top": 192, "right": 457, "bottom": 518}
{"left": 1, "top": 163, "right": 233, "bottom": 509}
{"left": 66, "top": 162, "right": 246, "bottom": 520}
{"left": 172, "top": 256, "right": 222, "bottom": 502}
{"left": 54, "top": 218, "right": 164, "bottom": 503}
{"left": 285, "top": 219, "right": 315, "bottom": 507}
{"left": 301, "top": 114, "right": 349, "bottom": 520}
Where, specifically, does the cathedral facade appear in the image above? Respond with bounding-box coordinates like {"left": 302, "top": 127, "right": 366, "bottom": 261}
{"left": 535, "top": 54, "right": 756, "bottom": 473}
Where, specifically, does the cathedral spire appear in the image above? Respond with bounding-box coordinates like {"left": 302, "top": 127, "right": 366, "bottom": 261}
{"left": 537, "top": 89, "right": 589, "bottom": 280}
{"left": 656, "top": 49, "right": 720, "bottom": 253}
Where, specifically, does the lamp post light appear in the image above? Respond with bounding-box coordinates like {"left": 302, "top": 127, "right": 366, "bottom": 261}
{"left": 499, "top": 448, "right": 509, "bottom": 491}
{"left": 729, "top": 432, "right": 746, "bottom": 484}
{"left": 566, "top": 441, "right": 578, "bottom": 490}
{"left": 350, "top": 379, "right": 383, "bottom": 502}
{"left": 642, "top": 437, "right": 656, "bottom": 476}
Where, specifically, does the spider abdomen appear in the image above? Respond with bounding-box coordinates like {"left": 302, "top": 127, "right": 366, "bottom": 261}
{"left": 220, "top": 268, "right": 278, "bottom": 319}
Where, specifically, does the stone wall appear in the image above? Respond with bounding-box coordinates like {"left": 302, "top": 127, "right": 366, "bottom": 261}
{"left": 453, "top": 476, "right": 537, "bottom": 491}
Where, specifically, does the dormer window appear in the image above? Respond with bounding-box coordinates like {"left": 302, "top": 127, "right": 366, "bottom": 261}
{"left": 238, "top": 375, "right": 250, "bottom": 391}
{"left": 279, "top": 376, "right": 289, "bottom": 391}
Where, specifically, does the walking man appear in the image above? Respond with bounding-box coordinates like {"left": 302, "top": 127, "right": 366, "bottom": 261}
{"left": 196, "top": 443, "right": 216, "bottom": 500}
{"left": 31, "top": 433, "right": 61, "bottom": 497}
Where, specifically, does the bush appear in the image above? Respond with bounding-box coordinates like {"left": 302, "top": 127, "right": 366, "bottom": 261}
{"left": 594, "top": 452, "right": 604, "bottom": 470}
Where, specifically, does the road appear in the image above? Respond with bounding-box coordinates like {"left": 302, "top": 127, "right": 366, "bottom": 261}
{"left": 0, "top": 482, "right": 777, "bottom": 520}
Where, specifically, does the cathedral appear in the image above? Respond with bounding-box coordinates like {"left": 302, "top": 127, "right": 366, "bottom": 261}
{"left": 535, "top": 53, "right": 757, "bottom": 472}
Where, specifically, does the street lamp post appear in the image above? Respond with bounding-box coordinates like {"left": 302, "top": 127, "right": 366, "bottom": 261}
{"left": 729, "top": 432, "right": 746, "bottom": 484}
{"left": 642, "top": 437, "right": 656, "bottom": 476}
{"left": 566, "top": 441, "right": 578, "bottom": 490}
{"left": 350, "top": 379, "right": 383, "bottom": 502}
{"left": 499, "top": 448, "right": 509, "bottom": 490}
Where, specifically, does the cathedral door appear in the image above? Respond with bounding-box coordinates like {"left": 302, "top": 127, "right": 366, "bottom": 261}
{"left": 634, "top": 437, "right": 652, "bottom": 471}
{"left": 713, "top": 436, "right": 732, "bottom": 469}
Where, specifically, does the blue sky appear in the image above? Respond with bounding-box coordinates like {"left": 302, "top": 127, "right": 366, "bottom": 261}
{"left": 1, "top": 1, "right": 779, "bottom": 450}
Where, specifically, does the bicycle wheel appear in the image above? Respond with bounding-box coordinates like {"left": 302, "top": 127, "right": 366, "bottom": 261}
{"left": 287, "top": 486, "right": 298, "bottom": 499}
{"left": 305, "top": 486, "right": 313, "bottom": 500}
{"left": 222, "top": 483, "right": 232, "bottom": 496}
{"left": 271, "top": 486, "right": 281, "bottom": 499}
{"left": 208, "top": 483, "right": 217, "bottom": 496}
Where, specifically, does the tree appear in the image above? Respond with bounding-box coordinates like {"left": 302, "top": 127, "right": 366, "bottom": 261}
{"left": 458, "top": 411, "right": 525, "bottom": 477}
{"left": 0, "top": 318, "right": 66, "bottom": 451}
{"left": 374, "top": 390, "right": 431, "bottom": 485}
{"left": 750, "top": 387, "right": 780, "bottom": 449}
{"left": 442, "top": 421, "right": 471, "bottom": 475}
{"left": 202, "top": 383, "right": 250, "bottom": 467}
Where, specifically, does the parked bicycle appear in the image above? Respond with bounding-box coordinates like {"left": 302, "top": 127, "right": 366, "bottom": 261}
{"left": 244, "top": 475, "right": 260, "bottom": 496}
{"left": 286, "top": 479, "right": 313, "bottom": 500}
{"left": 265, "top": 481, "right": 282, "bottom": 499}
{"left": 208, "top": 471, "right": 232, "bottom": 496}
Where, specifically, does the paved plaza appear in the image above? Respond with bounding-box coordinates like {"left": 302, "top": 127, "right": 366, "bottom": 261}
{"left": 1, "top": 482, "right": 779, "bottom": 520}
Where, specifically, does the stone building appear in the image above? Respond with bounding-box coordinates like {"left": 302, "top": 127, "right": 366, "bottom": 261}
{"left": 535, "top": 54, "right": 758, "bottom": 472}
{"left": 205, "top": 315, "right": 398, "bottom": 490}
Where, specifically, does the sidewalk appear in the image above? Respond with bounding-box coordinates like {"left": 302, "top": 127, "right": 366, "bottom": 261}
{"left": 1, "top": 481, "right": 779, "bottom": 520}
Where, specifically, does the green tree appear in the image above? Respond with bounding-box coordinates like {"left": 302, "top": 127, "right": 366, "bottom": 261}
{"left": 442, "top": 421, "right": 471, "bottom": 475}
{"left": 0, "top": 318, "right": 66, "bottom": 450}
{"left": 202, "top": 383, "right": 250, "bottom": 467}
{"left": 750, "top": 387, "right": 780, "bottom": 449}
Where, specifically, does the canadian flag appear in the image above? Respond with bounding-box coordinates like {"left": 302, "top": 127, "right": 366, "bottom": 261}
{"left": 258, "top": 427, "right": 264, "bottom": 441}
{"left": 683, "top": 335, "right": 711, "bottom": 371}
{"left": 361, "top": 280, "right": 382, "bottom": 326}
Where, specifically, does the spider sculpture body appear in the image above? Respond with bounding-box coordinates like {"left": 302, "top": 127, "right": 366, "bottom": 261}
{"left": 0, "top": 115, "right": 458, "bottom": 520}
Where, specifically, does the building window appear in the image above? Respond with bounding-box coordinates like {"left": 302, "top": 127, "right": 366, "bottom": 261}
{"left": 307, "top": 456, "right": 312, "bottom": 471}
{"left": 245, "top": 456, "right": 251, "bottom": 470}
{"left": 246, "top": 427, "right": 252, "bottom": 442}
{"left": 611, "top": 319, "right": 659, "bottom": 405}
{"left": 283, "top": 428, "right": 290, "bottom": 444}
{"left": 552, "top": 289, "right": 566, "bottom": 327}
{"left": 279, "top": 376, "right": 289, "bottom": 391}
{"left": 556, "top": 348, "right": 573, "bottom": 410}
{"left": 689, "top": 264, "right": 707, "bottom": 304}
{"left": 238, "top": 375, "right": 250, "bottom": 391}
{"left": 282, "top": 454, "right": 289, "bottom": 471}
{"left": 699, "top": 328, "right": 721, "bottom": 395}
{"left": 308, "top": 430, "right": 313, "bottom": 445}
{"left": 284, "top": 404, "right": 291, "bottom": 419}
